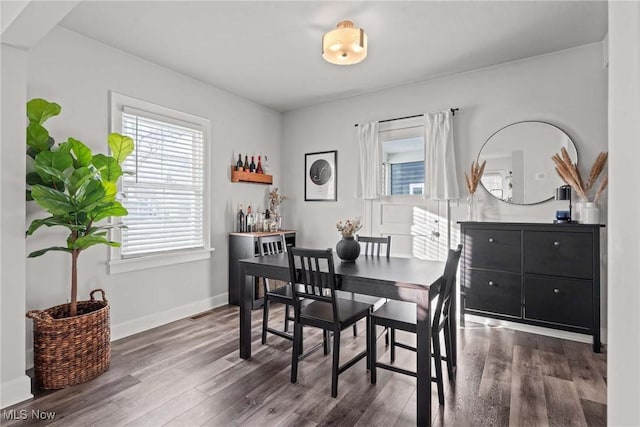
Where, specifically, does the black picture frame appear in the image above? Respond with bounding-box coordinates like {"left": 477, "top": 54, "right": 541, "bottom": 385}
{"left": 305, "top": 150, "right": 337, "bottom": 201}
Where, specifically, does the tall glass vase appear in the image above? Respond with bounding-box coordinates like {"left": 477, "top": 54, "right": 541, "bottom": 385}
{"left": 467, "top": 194, "right": 476, "bottom": 221}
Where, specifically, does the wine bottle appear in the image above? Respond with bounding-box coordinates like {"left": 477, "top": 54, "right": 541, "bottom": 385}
{"left": 246, "top": 205, "right": 253, "bottom": 232}
{"left": 237, "top": 204, "right": 245, "bottom": 233}
{"left": 236, "top": 154, "right": 243, "bottom": 171}
{"left": 256, "top": 156, "right": 263, "bottom": 174}
{"left": 243, "top": 155, "right": 249, "bottom": 171}
{"left": 249, "top": 156, "right": 256, "bottom": 173}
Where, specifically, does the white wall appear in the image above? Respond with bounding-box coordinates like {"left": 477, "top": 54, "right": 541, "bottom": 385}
{"left": 608, "top": 2, "right": 640, "bottom": 425}
{"left": 282, "top": 43, "right": 608, "bottom": 329}
{"left": 25, "top": 27, "right": 282, "bottom": 349}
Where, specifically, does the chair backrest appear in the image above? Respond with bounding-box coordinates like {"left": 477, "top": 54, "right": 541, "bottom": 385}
{"left": 356, "top": 235, "right": 391, "bottom": 257}
{"left": 433, "top": 244, "right": 462, "bottom": 328}
{"left": 258, "top": 234, "right": 286, "bottom": 256}
{"left": 287, "top": 247, "right": 338, "bottom": 321}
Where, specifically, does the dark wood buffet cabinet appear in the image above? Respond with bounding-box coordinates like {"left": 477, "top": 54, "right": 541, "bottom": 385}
{"left": 228, "top": 231, "right": 296, "bottom": 309}
{"left": 459, "top": 222, "right": 603, "bottom": 352}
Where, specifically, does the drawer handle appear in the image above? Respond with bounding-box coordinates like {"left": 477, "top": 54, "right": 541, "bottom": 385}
{"left": 553, "top": 241, "right": 561, "bottom": 246}
{"left": 553, "top": 288, "right": 560, "bottom": 294}
{"left": 488, "top": 238, "right": 495, "bottom": 243}
{"left": 488, "top": 281, "right": 496, "bottom": 287}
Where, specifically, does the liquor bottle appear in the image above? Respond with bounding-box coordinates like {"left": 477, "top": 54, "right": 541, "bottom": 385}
{"left": 243, "top": 155, "right": 249, "bottom": 171}
{"left": 262, "top": 155, "right": 270, "bottom": 174}
{"left": 236, "top": 154, "right": 243, "bottom": 171}
{"left": 246, "top": 205, "right": 253, "bottom": 232}
{"left": 236, "top": 204, "right": 245, "bottom": 233}
{"left": 249, "top": 156, "right": 256, "bottom": 173}
{"left": 256, "top": 155, "right": 263, "bottom": 174}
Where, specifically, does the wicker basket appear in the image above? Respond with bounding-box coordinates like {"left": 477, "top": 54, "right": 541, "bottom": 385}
{"left": 26, "top": 289, "right": 111, "bottom": 389}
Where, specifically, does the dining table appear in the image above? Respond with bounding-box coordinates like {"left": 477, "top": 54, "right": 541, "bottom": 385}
{"left": 238, "top": 252, "right": 449, "bottom": 426}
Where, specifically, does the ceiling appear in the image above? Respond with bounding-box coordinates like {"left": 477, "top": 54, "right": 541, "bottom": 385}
{"left": 59, "top": 1, "right": 607, "bottom": 112}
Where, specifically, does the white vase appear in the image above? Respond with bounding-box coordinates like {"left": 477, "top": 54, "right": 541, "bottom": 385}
{"left": 581, "top": 202, "right": 600, "bottom": 224}
{"left": 574, "top": 198, "right": 588, "bottom": 223}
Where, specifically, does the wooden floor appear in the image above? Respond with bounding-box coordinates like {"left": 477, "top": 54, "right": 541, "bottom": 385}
{"left": 4, "top": 304, "right": 607, "bottom": 426}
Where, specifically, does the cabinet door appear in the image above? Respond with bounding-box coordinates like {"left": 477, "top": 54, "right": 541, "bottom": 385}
{"left": 524, "top": 276, "right": 592, "bottom": 329}
{"left": 463, "top": 269, "right": 521, "bottom": 318}
{"left": 464, "top": 228, "right": 521, "bottom": 273}
{"left": 524, "top": 231, "right": 593, "bottom": 279}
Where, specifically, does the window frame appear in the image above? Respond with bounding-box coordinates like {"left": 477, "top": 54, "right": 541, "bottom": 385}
{"left": 108, "top": 92, "right": 213, "bottom": 274}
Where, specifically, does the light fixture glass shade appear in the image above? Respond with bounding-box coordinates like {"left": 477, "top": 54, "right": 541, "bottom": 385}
{"left": 322, "top": 20, "right": 367, "bottom": 65}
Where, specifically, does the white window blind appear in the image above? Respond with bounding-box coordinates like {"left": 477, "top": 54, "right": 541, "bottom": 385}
{"left": 120, "top": 107, "right": 205, "bottom": 257}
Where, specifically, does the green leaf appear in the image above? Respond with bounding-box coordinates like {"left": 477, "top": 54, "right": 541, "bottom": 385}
{"left": 27, "top": 99, "right": 61, "bottom": 124}
{"left": 74, "top": 180, "right": 106, "bottom": 213}
{"left": 26, "top": 123, "right": 50, "bottom": 153}
{"left": 26, "top": 172, "right": 45, "bottom": 186}
{"left": 72, "top": 235, "right": 120, "bottom": 251}
{"left": 35, "top": 149, "right": 73, "bottom": 173}
{"left": 30, "top": 185, "right": 75, "bottom": 215}
{"left": 92, "top": 154, "right": 122, "bottom": 183}
{"left": 26, "top": 216, "right": 78, "bottom": 235}
{"left": 101, "top": 181, "right": 117, "bottom": 201}
{"left": 28, "top": 246, "right": 72, "bottom": 258}
{"left": 68, "top": 167, "right": 94, "bottom": 196}
{"left": 34, "top": 164, "right": 68, "bottom": 185}
{"left": 68, "top": 138, "right": 92, "bottom": 167}
{"left": 108, "top": 133, "right": 134, "bottom": 164}
{"left": 90, "top": 201, "right": 128, "bottom": 223}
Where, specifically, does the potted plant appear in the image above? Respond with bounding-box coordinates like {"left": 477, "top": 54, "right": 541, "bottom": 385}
{"left": 24, "top": 98, "right": 134, "bottom": 389}
{"left": 335, "top": 217, "right": 363, "bottom": 262}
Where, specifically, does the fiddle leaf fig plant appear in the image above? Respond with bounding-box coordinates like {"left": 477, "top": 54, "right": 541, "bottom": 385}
{"left": 26, "top": 99, "right": 134, "bottom": 317}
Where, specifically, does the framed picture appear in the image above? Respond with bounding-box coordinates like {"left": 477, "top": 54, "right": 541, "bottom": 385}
{"left": 305, "top": 150, "right": 337, "bottom": 201}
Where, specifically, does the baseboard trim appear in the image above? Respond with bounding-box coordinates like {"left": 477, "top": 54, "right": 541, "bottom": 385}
{"left": 1, "top": 375, "right": 33, "bottom": 409}
{"left": 111, "top": 293, "right": 228, "bottom": 341}
{"left": 464, "top": 314, "right": 607, "bottom": 345}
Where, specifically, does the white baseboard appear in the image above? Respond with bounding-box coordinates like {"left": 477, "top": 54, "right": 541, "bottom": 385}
{"left": 111, "top": 293, "right": 228, "bottom": 341}
{"left": 464, "top": 314, "right": 607, "bottom": 345}
{"left": 1, "top": 375, "right": 33, "bottom": 409}
{"left": 25, "top": 293, "right": 229, "bottom": 370}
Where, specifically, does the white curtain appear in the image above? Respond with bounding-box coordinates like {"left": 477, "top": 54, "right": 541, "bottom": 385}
{"left": 424, "top": 111, "right": 460, "bottom": 200}
{"left": 356, "top": 121, "right": 381, "bottom": 199}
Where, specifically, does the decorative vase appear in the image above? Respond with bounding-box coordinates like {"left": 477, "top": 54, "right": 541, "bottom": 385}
{"left": 336, "top": 236, "right": 360, "bottom": 263}
{"left": 467, "top": 194, "right": 476, "bottom": 221}
{"left": 574, "top": 197, "right": 588, "bottom": 223}
{"left": 581, "top": 202, "right": 600, "bottom": 224}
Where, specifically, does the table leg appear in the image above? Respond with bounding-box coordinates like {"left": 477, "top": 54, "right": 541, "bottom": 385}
{"left": 239, "top": 264, "right": 252, "bottom": 359}
{"left": 450, "top": 284, "right": 458, "bottom": 368}
{"left": 416, "top": 290, "right": 432, "bottom": 426}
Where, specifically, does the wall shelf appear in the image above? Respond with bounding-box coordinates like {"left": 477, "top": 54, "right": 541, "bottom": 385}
{"left": 231, "top": 166, "right": 273, "bottom": 185}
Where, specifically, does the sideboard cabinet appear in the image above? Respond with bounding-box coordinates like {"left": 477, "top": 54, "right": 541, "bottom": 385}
{"left": 228, "top": 231, "right": 296, "bottom": 309}
{"left": 459, "top": 222, "right": 603, "bottom": 352}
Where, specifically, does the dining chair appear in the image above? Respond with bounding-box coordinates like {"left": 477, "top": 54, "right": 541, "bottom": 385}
{"left": 288, "top": 247, "right": 371, "bottom": 398}
{"left": 259, "top": 234, "right": 294, "bottom": 344}
{"left": 340, "top": 235, "right": 392, "bottom": 340}
{"left": 369, "top": 244, "right": 462, "bottom": 405}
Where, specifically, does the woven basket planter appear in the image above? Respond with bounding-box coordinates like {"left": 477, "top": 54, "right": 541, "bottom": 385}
{"left": 26, "top": 289, "right": 111, "bottom": 389}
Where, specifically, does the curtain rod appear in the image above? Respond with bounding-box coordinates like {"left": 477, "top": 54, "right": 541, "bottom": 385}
{"left": 353, "top": 108, "right": 459, "bottom": 127}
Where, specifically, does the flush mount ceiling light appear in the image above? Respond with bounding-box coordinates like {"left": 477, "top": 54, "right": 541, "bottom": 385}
{"left": 322, "top": 20, "right": 367, "bottom": 65}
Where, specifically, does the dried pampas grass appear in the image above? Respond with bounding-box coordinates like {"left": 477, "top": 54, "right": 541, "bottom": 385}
{"left": 551, "top": 148, "right": 608, "bottom": 202}
{"left": 465, "top": 160, "right": 486, "bottom": 195}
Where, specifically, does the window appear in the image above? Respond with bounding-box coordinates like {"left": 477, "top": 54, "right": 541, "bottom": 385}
{"left": 380, "top": 117, "right": 425, "bottom": 196}
{"left": 109, "top": 93, "right": 211, "bottom": 273}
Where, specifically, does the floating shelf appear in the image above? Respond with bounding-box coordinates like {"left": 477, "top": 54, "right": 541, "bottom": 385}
{"left": 231, "top": 166, "right": 273, "bottom": 185}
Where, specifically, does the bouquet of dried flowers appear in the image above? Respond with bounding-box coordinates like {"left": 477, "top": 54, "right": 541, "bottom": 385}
{"left": 552, "top": 148, "right": 608, "bottom": 202}
{"left": 268, "top": 187, "right": 287, "bottom": 214}
{"left": 464, "top": 160, "right": 487, "bottom": 195}
{"left": 336, "top": 217, "right": 362, "bottom": 238}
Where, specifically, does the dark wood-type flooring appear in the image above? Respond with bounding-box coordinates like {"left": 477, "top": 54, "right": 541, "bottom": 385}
{"left": 3, "top": 304, "right": 607, "bottom": 426}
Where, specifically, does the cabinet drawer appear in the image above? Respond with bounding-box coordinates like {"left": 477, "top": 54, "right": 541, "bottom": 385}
{"left": 524, "top": 276, "right": 592, "bottom": 329}
{"left": 463, "top": 270, "right": 521, "bottom": 318}
{"left": 523, "top": 231, "right": 593, "bottom": 279}
{"left": 464, "top": 229, "right": 521, "bottom": 273}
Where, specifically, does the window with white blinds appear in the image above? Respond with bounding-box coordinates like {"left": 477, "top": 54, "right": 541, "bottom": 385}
{"left": 120, "top": 106, "right": 205, "bottom": 257}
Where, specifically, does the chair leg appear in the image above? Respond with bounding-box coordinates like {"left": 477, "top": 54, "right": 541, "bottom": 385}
{"left": 443, "top": 321, "right": 454, "bottom": 381}
{"left": 323, "top": 331, "right": 330, "bottom": 355}
{"left": 291, "top": 323, "right": 302, "bottom": 384}
{"left": 366, "top": 315, "right": 371, "bottom": 371}
{"left": 370, "top": 319, "right": 377, "bottom": 384}
{"left": 353, "top": 323, "right": 358, "bottom": 337}
{"left": 331, "top": 329, "right": 341, "bottom": 398}
{"left": 433, "top": 332, "right": 445, "bottom": 405}
{"left": 385, "top": 327, "right": 390, "bottom": 346}
{"left": 390, "top": 328, "right": 396, "bottom": 363}
{"left": 284, "top": 304, "right": 291, "bottom": 333}
{"left": 261, "top": 298, "right": 269, "bottom": 345}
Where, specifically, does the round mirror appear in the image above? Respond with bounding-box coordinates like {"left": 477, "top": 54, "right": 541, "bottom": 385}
{"left": 478, "top": 121, "right": 577, "bottom": 205}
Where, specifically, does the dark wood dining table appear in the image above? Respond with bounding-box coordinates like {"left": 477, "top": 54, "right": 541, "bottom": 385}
{"left": 238, "top": 253, "right": 449, "bottom": 426}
